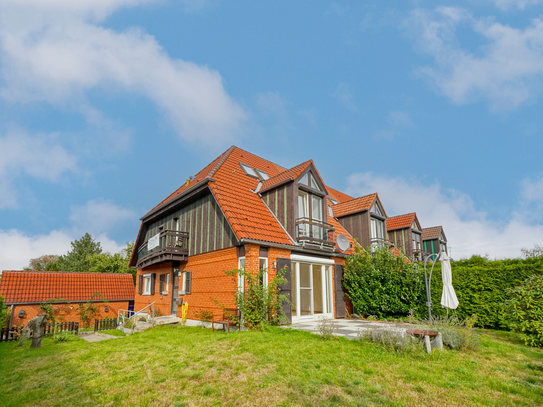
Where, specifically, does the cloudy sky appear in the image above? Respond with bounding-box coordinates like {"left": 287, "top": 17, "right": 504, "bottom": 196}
{"left": 1, "top": 0, "right": 543, "bottom": 269}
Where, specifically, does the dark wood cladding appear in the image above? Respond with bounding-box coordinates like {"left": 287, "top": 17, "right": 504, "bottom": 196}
{"left": 388, "top": 228, "right": 411, "bottom": 257}
{"left": 262, "top": 183, "right": 295, "bottom": 237}
{"left": 337, "top": 211, "right": 371, "bottom": 248}
{"left": 144, "top": 191, "right": 237, "bottom": 257}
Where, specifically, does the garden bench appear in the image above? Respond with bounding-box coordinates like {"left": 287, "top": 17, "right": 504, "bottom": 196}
{"left": 406, "top": 329, "right": 443, "bottom": 353}
{"left": 212, "top": 308, "right": 240, "bottom": 333}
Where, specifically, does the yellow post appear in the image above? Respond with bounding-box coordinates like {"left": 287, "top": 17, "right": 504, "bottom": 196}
{"left": 181, "top": 302, "right": 188, "bottom": 325}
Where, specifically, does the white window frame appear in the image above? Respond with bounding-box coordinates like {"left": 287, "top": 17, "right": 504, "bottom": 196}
{"left": 162, "top": 273, "right": 170, "bottom": 295}
{"left": 239, "top": 163, "right": 259, "bottom": 178}
{"left": 259, "top": 257, "right": 268, "bottom": 289}
{"left": 238, "top": 257, "right": 245, "bottom": 293}
{"left": 255, "top": 169, "right": 269, "bottom": 180}
{"left": 143, "top": 273, "right": 152, "bottom": 295}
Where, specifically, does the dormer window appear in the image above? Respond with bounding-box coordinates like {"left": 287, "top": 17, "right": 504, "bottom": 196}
{"left": 255, "top": 169, "right": 269, "bottom": 180}
{"left": 329, "top": 198, "right": 338, "bottom": 205}
{"left": 239, "top": 163, "right": 259, "bottom": 178}
{"left": 300, "top": 172, "right": 321, "bottom": 191}
{"left": 370, "top": 202, "right": 384, "bottom": 217}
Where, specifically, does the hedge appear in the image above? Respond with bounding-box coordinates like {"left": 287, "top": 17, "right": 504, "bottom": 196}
{"left": 423, "top": 257, "right": 543, "bottom": 328}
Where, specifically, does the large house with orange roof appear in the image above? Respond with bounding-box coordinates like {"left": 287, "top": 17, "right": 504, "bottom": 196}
{"left": 386, "top": 213, "right": 423, "bottom": 261}
{"left": 129, "top": 146, "right": 365, "bottom": 324}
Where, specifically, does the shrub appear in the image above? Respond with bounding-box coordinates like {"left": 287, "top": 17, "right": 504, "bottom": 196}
{"left": 417, "top": 315, "right": 479, "bottom": 351}
{"left": 357, "top": 328, "right": 422, "bottom": 354}
{"left": 0, "top": 295, "right": 8, "bottom": 328}
{"left": 344, "top": 246, "right": 425, "bottom": 319}
{"left": 503, "top": 275, "right": 543, "bottom": 347}
{"left": 218, "top": 266, "right": 289, "bottom": 329}
{"left": 55, "top": 331, "right": 77, "bottom": 343}
{"left": 316, "top": 316, "right": 338, "bottom": 340}
{"left": 78, "top": 293, "right": 107, "bottom": 327}
{"left": 194, "top": 309, "right": 214, "bottom": 326}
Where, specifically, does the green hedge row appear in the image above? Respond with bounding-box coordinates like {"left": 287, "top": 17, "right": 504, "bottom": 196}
{"left": 415, "top": 257, "right": 543, "bottom": 328}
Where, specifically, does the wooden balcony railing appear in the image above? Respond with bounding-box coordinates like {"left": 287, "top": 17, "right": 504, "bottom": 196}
{"left": 295, "top": 217, "right": 335, "bottom": 248}
{"left": 370, "top": 238, "right": 395, "bottom": 253}
{"left": 137, "top": 230, "right": 189, "bottom": 269}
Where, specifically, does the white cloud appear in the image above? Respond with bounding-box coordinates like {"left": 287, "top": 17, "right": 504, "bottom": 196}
{"left": 0, "top": 0, "right": 247, "bottom": 147}
{"left": 332, "top": 83, "right": 357, "bottom": 111}
{"left": 345, "top": 172, "right": 543, "bottom": 259}
{"left": 0, "top": 128, "right": 77, "bottom": 209}
{"left": 492, "top": 0, "right": 542, "bottom": 10}
{"left": 521, "top": 175, "right": 543, "bottom": 203}
{"left": 405, "top": 8, "right": 543, "bottom": 109}
{"left": 0, "top": 197, "right": 134, "bottom": 271}
{"left": 69, "top": 199, "right": 136, "bottom": 236}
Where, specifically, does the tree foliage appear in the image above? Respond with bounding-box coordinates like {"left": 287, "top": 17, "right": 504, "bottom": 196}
{"left": 87, "top": 242, "right": 136, "bottom": 282}
{"left": 521, "top": 244, "right": 543, "bottom": 259}
{"left": 343, "top": 246, "right": 425, "bottom": 319}
{"left": 503, "top": 275, "right": 543, "bottom": 347}
{"left": 25, "top": 255, "right": 60, "bottom": 271}
{"left": 0, "top": 294, "right": 8, "bottom": 329}
{"left": 55, "top": 233, "right": 103, "bottom": 272}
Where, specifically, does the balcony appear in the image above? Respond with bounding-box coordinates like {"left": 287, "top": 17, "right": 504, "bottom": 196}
{"left": 295, "top": 217, "right": 335, "bottom": 249}
{"left": 137, "top": 230, "right": 189, "bottom": 269}
{"left": 370, "top": 238, "right": 395, "bottom": 253}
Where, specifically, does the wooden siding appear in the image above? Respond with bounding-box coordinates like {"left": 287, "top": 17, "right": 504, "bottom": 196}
{"left": 144, "top": 191, "right": 237, "bottom": 256}
{"left": 262, "top": 183, "right": 296, "bottom": 237}
{"left": 337, "top": 211, "right": 371, "bottom": 248}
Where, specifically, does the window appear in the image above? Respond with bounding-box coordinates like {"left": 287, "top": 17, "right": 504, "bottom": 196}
{"left": 143, "top": 274, "right": 152, "bottom": 295}
{"left": 329, "top": 198, "right": 338, "bottom": 205}
{"left": 180, "top": 271, "right": 191, "bottom": 295}
{"left": 238, "top": 257, "right": 245, "bottom": 293}
{"left": 300, "top": 172, "right": 321, "bottom": 191}
{"left": 255, "top": 169, "right": 269, "bottom": 180}
{"left": 239, "top": 163, "right": 258, "bottom": 178}
{"left": 370, "top": 203, "right": 384, "bottom": 217}
{"left": 159, "top": 273, "right": 170, "bottom": 294}
{"left": 370, "top": 217, "right": 385, "bottom": 250}
{"left": 259, "top": 258, "right": 268, "bottom": 288}
{"left": 312, "top": 195, "right": 323, "bottom": 239}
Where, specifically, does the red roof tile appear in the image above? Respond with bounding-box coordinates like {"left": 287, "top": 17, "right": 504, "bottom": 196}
{"left": 387, "top": 213, "right": 417, "bottom": 231}
{"left": 260, "top": 160, "right": 312, "bottom": 191}
{"left": 0, "top": 271, "right": 134, "bottom": 304}
{"left": 422, "top": 226, "right": 445, "bottom": 241}
{"left": 332, "top": 193, "right": 378, "bottom": 217}
{"left": 326, "top": 186, "right": 354, "bottom": 203}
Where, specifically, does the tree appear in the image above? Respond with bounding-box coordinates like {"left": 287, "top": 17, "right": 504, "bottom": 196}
{"left": 0, "top": 294, "right": 8, "bottom": 329}
{"left": 521, "top": 244, "right": 543, "bottom": 259}
{"left": 87, "top": 242, "right": 136, "bottom": 282}
{"left": 55, "top": 233, "right": 103, "bottom": 272}
{"left": 25, "top": 255, "right": 60, "bottom": 271}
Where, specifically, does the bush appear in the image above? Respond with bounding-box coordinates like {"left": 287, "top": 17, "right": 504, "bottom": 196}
{"left": 418, "top": 315, "right": 479, "bottom": 351}
{"left": 344, "top": 246, "right": 425, "bottom": 319}
{"left": 316, "top": 316, "right": 338, "bottom": 340}
{"left": 503, "top": 275, "right": 543, "bottom": 347}
{"left": 194, "top": 309, "right": 214, "bottom": 325}
{"left": 357, "top": 328, "right": 422, "bottom": 354}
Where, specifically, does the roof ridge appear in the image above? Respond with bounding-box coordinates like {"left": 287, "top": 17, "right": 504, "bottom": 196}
{"left": 231, "top": 145, "right": 288, "bottom": 172}
{"left": 207, "top": 145, "right": 236, "bottom": 178}
{"left": 333, "top": 192, "right": 377, "bottom": 206}
{"left": 388, "top": 212, "right": 416, "bottom": 219}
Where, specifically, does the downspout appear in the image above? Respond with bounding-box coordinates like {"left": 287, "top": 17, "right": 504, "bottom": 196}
{"left": 8, "top": 305, "right": 14, "bottom": 330}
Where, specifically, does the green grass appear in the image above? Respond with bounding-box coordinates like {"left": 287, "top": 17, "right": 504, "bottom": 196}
{"left": 99, "top": 329, "right": 126, "bottom": 337}
{"left": 0, "top": 326, "right": 542, "bottom": 406}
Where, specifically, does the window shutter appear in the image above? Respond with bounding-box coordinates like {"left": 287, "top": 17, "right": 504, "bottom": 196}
{"left": 151, "top": 273, "right": 156, "bottom": 295}
{"left": 276, "top": 258, "right": 292, "bottom": 323}
{"left": 138, "top": 275, "right": 143, "bottom": 295}
{"left": 334, "top": 264, "right": 346, "bottom": 318}
{"left": 185, "top": 271, "right": 192, "bottom": 294}
{"left": 159, "top": 274, "right": 165, "bottom": 293}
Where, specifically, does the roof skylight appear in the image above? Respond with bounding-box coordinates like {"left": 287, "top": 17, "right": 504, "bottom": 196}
{"left": 239, "top": 163, "right": 259, "bottom": 178}
{"left": 255, "top": 169, "right": 269, "bottom": 180}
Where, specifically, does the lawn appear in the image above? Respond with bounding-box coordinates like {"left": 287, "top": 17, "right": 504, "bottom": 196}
{"left": 0, "top": 325, "right": 542, "bottom": 406}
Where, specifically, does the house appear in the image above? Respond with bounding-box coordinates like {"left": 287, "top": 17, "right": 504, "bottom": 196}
{"left": 0, "top": 271, "right": 134, "bottom": 329}
{"left": 330, "top": 193, "right": 390, "bottom": 251}
{"left": 386, "top": 213, "right": 423, "bottom": 261}
{"left": 128, "top": 146, "right": 363, "bottom": 324}
{"left": 421, "top": 226, "right": 448, "bottom": 257}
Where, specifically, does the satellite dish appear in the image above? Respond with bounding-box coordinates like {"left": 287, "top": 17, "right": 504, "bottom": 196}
{"left": 336, "top": 234, "right": 350, "bottom": 252}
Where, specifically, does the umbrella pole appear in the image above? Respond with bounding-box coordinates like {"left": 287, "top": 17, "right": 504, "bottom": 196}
{"left": 423, "top": 250, "right": 441, "bottom": 321}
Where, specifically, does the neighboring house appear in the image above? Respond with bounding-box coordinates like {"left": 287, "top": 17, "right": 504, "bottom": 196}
{"left": 0, "top": 271, "right": 134, "bottom": 329}
{"left": 330, "top": 193, "right": 389, "bottom": 250}
{"left": 386, "top": 213, "right": 423, "bottom": 261}
{"left": 421, "top": 226, "right": 448, "bottom": 257}
{"left": 129, "top": 146, "right": 362, "bottom": 324}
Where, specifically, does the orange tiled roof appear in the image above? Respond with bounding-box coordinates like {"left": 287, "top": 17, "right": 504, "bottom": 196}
{"left": 422, "top": 226, "right": 444, "bottom": 241}
{"left": 326, "top": 186, "right": 354, "bottom": 203}
{"left": 260, "top": 160, "right": 312, "bottom": 191}
{"left": 387, "top": 213, "right": 416, "bottom": 231}
{"left": 0, "top": 271, "right": 135, "bottom": 304}
{"left": 209, "top": 147, "right": 294, "bottom": 245}
{"left": 332, "top": 193, "right": 378, "bottom": 217}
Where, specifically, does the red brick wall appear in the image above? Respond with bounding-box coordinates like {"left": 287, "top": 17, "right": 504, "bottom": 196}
{"left": 134, "top": 262, "right": 175, "bottom": 317}
{"left": 8, "top": 301, "right": 129, "bottom": 328}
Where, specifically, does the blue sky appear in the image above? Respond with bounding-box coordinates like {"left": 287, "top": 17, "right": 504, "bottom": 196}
{"left": 1, "top": 0, "right": 543, "bottom": 269}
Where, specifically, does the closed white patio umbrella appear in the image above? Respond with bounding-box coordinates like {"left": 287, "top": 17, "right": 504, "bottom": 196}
{"left": 440, "top": 252, "right": 459, "bottom": 310}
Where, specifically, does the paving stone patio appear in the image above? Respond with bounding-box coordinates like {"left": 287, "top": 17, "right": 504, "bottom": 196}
{"left": 78, "top": 332, "right": 119, "bottom": 342}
